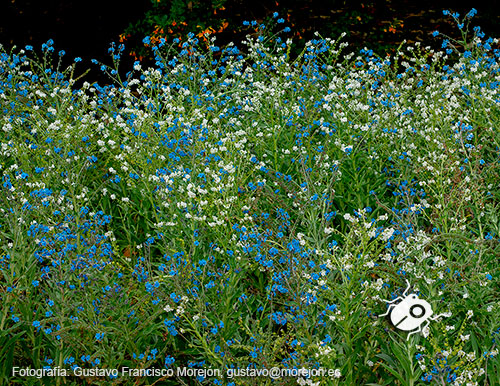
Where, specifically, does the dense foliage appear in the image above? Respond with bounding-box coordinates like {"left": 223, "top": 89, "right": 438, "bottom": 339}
{"left": 0, "top": 9, "right": 499, "bottom": 386}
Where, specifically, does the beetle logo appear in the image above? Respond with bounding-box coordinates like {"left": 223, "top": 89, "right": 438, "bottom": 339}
{"left": 379, "top": 280, "right": 449, "bottom": 340}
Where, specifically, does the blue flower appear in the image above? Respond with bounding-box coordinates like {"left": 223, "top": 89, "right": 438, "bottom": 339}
{"left": 165, "top": 355, "right": 175, "bottom": 368}
{"left": 467, "top": 8, "right": 477, "bottom": 18}
{"left": 238, "top": 294, "right": 248, "bottom": 302}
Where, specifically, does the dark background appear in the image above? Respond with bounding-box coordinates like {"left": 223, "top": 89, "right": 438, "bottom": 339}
{"left": 1, "top": 0, "right": 499, "bottom": 85}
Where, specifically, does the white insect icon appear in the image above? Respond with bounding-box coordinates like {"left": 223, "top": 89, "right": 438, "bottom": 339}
{"left": 379, "top": 280, "right": 449, "bottom": 340}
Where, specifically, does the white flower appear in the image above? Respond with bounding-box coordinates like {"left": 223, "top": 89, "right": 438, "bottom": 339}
{"left": 176, "top": 306, "right": 185, "bottom": 315}
{"left": 466, "top": 352, "right": 476, "bottom": 361}
{"left": 164, "top": 305, "right": 173, "bottom": 312}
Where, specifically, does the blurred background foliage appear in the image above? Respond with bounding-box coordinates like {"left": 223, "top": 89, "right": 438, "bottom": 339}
{"left": 1, "top": 0, "right": 500, "bottom": 83}
{"left": 120, "top": 0, "right": 500, "bottom": 62}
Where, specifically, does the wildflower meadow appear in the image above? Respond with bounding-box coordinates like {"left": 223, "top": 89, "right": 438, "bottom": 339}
{"left": 0, "top": 8, "right": 499, "bottom": 386}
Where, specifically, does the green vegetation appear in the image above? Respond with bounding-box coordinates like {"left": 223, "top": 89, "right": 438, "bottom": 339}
{"left": 0, "top": 9, "right": 498, "bottom": 386}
